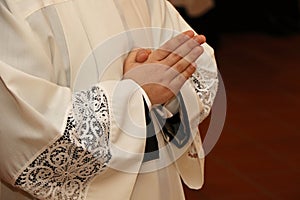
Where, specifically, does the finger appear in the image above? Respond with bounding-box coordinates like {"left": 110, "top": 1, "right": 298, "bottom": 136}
{"left": 135, "top": 48, "right": 151, "bottom": 63}
{"left": 180, "top": 64, "right": 196, "bottom": 80}
{"left": 150, "top": 30, "right": 195, "bottom": 61}
{"left": 169, "top": 64, "right": 196, "bottom": 92}
{"left": 169, "top": 45, "right": 204, "bottom": 74}
{"left": 195, "top": 34, "right": 206, "bottom": 44}
{"left": 124, "top": 48, "right": 139, "bottom": 65}
{"left": 162, "top": 35, "right": 205, "bottom": 67}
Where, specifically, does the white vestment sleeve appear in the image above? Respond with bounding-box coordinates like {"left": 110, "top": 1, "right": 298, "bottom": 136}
{"left": 0, "top": 3, "right": 147, "bottom": 200}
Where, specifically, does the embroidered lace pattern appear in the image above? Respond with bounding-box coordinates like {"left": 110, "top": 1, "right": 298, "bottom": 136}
{"left": 15, "top": 86, "right": 111, "bottom": 200}
{"left": 191, "top": 68, "right": 218, "bottom": 122}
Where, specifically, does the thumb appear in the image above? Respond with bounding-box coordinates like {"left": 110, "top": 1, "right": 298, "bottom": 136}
{"left": 135, "top": 48, "right": 151, "bottom": 63}
{"left": 125, "top": 48, "right": 140, "bottom": 64}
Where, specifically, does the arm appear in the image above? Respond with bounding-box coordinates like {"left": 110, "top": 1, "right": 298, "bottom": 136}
{"left": 148, "top": 0, "right": 219, "bottom": 121}
{"left": 0, "top": 3, "right": 147, "bottom": 200}
{"left": 124, "top": 30, "right": 207, "bottom": 164}
{"left": 146, "top": 0, "right": 219, "bottom": 189}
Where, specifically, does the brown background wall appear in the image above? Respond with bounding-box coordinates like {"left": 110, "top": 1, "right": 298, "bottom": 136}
{"left": 175, "top": 1, "right": 300, "bottom": 199}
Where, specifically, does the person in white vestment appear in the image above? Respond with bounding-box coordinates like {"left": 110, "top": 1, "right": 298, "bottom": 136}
{"left": 0, "top": 0, "right": 219, "bottom": 199}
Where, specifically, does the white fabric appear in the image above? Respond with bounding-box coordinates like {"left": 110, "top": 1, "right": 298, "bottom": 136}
{"left": 0, "top": 0, "right": 218, "bottom": 199}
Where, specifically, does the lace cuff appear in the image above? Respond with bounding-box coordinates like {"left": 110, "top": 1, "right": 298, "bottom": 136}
{"left": 191, "top": 68, "right": 218, "bottom": 122}
{"left": 14, "top": 85, "right": 111, "bottom": 200}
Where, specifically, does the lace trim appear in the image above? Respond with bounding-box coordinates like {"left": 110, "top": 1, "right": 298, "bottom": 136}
{"left": 15, "top": 86, "right": 111, "bottom": 200}
{"left": 191, "top": 69, "right": 218, "bottom": 122}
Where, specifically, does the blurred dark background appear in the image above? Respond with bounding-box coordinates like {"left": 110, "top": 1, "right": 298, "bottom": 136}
{"left": 175, "top": 0, "right": 300, "bottom": 49}
{"left": 172, "top": 1, "right": 300, "bottom": 199}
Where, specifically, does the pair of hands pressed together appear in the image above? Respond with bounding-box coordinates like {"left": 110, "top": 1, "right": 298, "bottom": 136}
{"left": 123, "top": 30, "right": 206, "bottom": 105}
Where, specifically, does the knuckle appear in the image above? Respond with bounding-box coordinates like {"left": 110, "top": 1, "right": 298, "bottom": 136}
{"left": 197, "top": 45, "right": 204, "bottom": 53}
{"left": 169, "top": 52, "right": 182, "bottom": 61}
{"left": 190, "top": 46, "right": 204, "bottom": 59}
{"left": 187, "top": 39, "right": 198, "bottom": 48}
{"left": 183, "top": 55, "right": 192, "bottom": 64}
{"left": 159, "top": 46, "right": 172, "bottom": 55}
{"left": 176, "top": 34, "right": 189, "bottom": 44}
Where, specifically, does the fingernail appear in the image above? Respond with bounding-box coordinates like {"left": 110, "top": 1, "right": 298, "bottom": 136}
{"left": 146, "top": 49, "right": 152, "bottom": 54}
{"left": 184, "top": 30, "right": 195, "bottom": 38}
{"left": 194, "top": 35, "right": 206, "bottom": 44}
{"left": 201, "top": 35, "right": 206, "bottom": 42}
